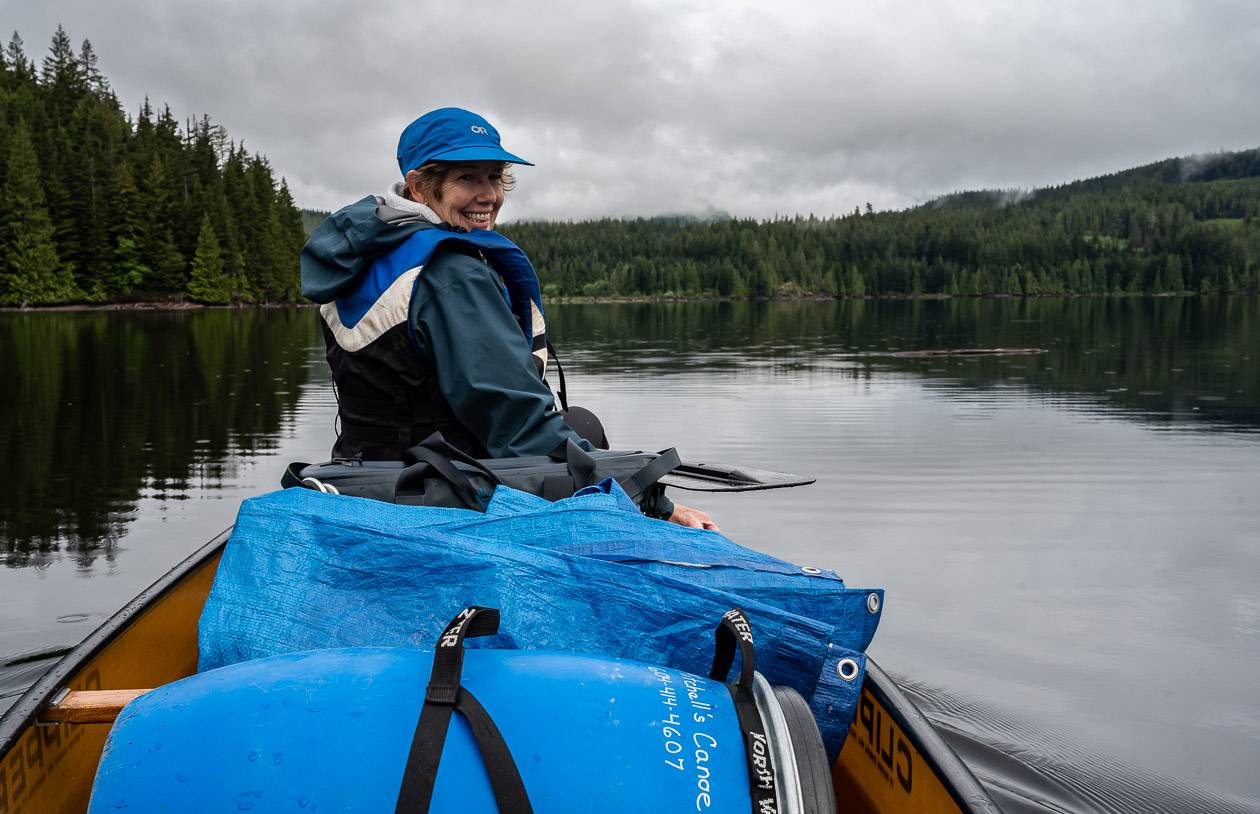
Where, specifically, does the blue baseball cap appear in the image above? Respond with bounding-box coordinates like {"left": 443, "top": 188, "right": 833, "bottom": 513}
{"left": 396, "top": 107, "right": 533, "bottom": 176}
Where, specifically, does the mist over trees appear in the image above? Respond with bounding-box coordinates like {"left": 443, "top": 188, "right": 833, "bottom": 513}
{"left": 0, "top": 25, "right": 305, "bottom": 306}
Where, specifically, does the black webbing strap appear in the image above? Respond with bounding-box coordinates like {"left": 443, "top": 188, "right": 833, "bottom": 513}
{"left": 546, "top": 339, "right": 569, "bottom": 412}
{"left": 394, "top": 607, "right": 533, "bottom": 814}
{"left": 397, "top": 445, "right": 481, "bottom": 509}
{"left": 542, "top": 438, "right": 600, "bottom": 500}
{"left": 403, "top": 432, "right": 498, "bottom": 476}
{"left": 709, "top": 608, "right": 780, "bottom": 814}
{"left": 619, "top": 448, "right": 682, "bottom": 504}
{"left": 565, "top": 440, "right": 598, "bottom": 486}
{"left": 455, "top": 689, "right": 532, "bottom": 809}
{"left": 281, "top": 462, "right": 310, "bottom": 490}
{"left": 397, "top": 433, "right": 504, "bottom": 510}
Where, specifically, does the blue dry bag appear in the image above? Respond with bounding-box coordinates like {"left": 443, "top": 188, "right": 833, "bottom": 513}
{"left": 90, "top": 608, "right": 835, "bottom": 814}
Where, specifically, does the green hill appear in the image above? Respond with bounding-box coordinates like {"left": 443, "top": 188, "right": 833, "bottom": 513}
{"left": 500, "top": 148, "right": 1260, "bottom": 298}
{"left": 931, "top": 149, "right": 1260, "bottom": 211}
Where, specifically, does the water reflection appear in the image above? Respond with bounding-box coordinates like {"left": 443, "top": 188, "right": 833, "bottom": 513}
{"left": 550, "top": 296, "right": 1260, "bottom": 430}
{"left": 1, "top": 297, "right": 1255, "bottom": 568}
{"left": 0, "top": 308, "right": 315, "bottom": 567}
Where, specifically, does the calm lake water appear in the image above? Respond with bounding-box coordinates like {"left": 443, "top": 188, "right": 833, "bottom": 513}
{"left": 2, "top": 298, "right": 1258, "bottom": 812}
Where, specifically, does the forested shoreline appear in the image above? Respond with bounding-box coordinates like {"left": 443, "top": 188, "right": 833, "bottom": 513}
{"left": 501, "top": 151, "right": 1260, "bottom": 300}
{"left": 2, "top": 26, "right": 1257, "bottom": 308}
{"left": 0, "top": 26, "right": 305, "bottom": 306}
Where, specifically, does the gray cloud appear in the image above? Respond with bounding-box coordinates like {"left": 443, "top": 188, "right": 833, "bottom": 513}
{"left": 5, "top": 0, "right": 1259, "bottom": 219}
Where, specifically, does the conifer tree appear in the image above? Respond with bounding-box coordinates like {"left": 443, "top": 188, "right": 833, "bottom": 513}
{"left": 186, "top": 215, "right": 230, "bottom": 303}
{"left": 108, "top": 162, "right": 150, "bottom": 294}
{"left": 77, "top": 38, "right": 107, "bottom": 94}
{"left": 41, "top": 25, "right": 82, "bottom": 126}
{"left": 1007, "top": 268, "right": 1023, "bottom": 296}
{"left": 0, "top": 122, "right": 77, "bottom": 305}
{"left": 138, "top": 155, "right": 187, "bottom": 291}
{"left": 5, "top": 32, "right": 31, "bottom": 82}
{"left": 1163, "top": 255, "right": 1184, "bottom": 292}
{"left": 847, "top": 265, "right": 865, "bottom": 297}
{"left": 264, "top": 180, "right": 305, "bottom": 300}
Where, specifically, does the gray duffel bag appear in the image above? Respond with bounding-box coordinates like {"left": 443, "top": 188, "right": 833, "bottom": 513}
{"left": 283, "top": 432, "right": 680, "bottom": 514}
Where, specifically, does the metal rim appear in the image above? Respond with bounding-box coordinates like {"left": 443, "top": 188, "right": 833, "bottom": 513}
{"left": 752, "top": 672, "right": 804, "bottom": 814}
{"left": 301, "top": 476, "right": 327, "bottom": 493}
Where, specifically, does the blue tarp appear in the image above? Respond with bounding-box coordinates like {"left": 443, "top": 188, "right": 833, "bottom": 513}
{"left": 198, "top": 480, "right": 883, "bottom": 756}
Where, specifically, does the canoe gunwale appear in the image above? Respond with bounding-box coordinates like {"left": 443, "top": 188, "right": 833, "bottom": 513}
{"left": 0, "top": 528, "right": 231, "bottom": 762}
{"left": 861, "top": 661, "right": 1001, "bottom": 814}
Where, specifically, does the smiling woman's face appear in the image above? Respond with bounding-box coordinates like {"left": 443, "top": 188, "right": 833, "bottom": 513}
{"left": 415, "top": 161, "right": 506, "bottom": 231}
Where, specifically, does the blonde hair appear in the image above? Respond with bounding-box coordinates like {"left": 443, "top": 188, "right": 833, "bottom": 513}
{"left": 406, "top": 161, "right": 517, "bottom": 204}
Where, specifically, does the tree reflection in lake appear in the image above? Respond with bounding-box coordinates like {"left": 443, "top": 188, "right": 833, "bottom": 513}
{"left": 3, "top": 297, "right": 1257, "bottom": 567}
{"left": 550, "top": 296, "right": 1259, "bottom": 431}
{"left": 0, "top": 308, "right": 315, "bottom": 566}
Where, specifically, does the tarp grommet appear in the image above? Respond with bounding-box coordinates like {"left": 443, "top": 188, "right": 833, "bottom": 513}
{"left": 866, "top": 592, "right": 881, "bottom": 614}
{"left": 801, "top": 566, "right": 822, "bottom": 575}
{"left": 836, "top": 658, "right": 860, "bottom": 682}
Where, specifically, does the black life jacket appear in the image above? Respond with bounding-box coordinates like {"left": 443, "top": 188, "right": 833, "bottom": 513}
{"left": 319, "top": 227, "right": 548, "bottom": 460}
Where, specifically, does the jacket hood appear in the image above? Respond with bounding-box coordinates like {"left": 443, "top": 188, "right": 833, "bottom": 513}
{"left": 300, "top": 187, "right": 442, "bottom": 303}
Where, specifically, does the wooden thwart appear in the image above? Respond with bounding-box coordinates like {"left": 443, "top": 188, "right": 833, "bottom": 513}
{"left": 40, "top": 689, "right": 151, "bottom": 724}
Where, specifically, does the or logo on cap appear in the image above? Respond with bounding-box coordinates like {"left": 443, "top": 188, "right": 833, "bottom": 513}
{"left": 396, "top": 107, "right": 533, "bottom": 176}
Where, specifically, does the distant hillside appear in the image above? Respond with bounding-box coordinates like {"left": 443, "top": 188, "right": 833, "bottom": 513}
{"left": 929, "top": 149, "right": 1260, "bottom": 210}
{"left": 501, "top": 148, "right": 1259, "bottom": 298}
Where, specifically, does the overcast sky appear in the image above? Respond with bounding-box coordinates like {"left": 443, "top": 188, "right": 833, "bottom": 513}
{"left": 6, "top": 0, "right": 1259, "bottom": 220}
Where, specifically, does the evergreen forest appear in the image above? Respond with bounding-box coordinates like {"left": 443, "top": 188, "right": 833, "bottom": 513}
{"left": 503, "top": 150, "right": 1260, "bottom": 299}
{"left": 3, "top": 26, "right": 1258, "bottom": 307}
{"left": 0, "top": 26, "right": 306, "bottom": 306}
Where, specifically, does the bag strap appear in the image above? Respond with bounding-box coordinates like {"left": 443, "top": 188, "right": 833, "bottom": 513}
{"left": 394, "top": 607, "right": 533, "bottom": 814}
{"left": 546, "top": 339, "right": 569, "bottom": 412}
{"left": 708, "top": 608, "right": 779, "bottom": 814}
{"left": 619, "top": 448, "right": 681, "bottom": 504}
{"left": 404, "top": 432, "right": 501, "bottom": 476}
{"left": 539, "top": 439, "right": 599, "bottom": 501}
{"left": 281, "top": 462, "right": 310, "bottom": 490}
{"left": 548, "top": 438, "right": 597, "bottom": 481}
{"left": 537, "top": 444, "right": 680, "bottom": 504}
{"left": 396, "top": 432, "right": 503, "bottom": 510}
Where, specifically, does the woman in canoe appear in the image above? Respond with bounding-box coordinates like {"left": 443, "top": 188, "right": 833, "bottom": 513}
{"left": 301, "top": 107, "right": 716, "bottom": 529}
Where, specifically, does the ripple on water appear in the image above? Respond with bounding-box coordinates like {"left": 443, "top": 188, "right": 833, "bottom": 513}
{"left": 896, "top": 673, "right": 1260, "bottom": 814}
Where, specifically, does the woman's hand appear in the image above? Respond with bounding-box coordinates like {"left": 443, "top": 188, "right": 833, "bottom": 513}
{"left": 668, "top": 503, "right": 719, "bottom": 532}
